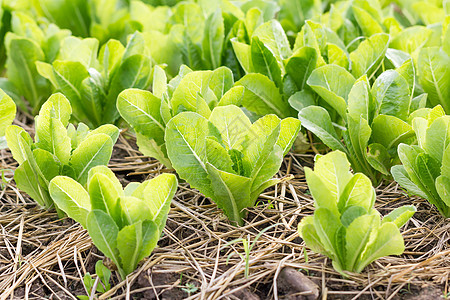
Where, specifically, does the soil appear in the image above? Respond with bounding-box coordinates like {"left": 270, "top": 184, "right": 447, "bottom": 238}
{"left": 133, "top": 271, "right": 187, "bottom": 299}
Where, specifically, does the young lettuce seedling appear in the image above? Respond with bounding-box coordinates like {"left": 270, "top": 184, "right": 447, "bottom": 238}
{"left": 298, "top": 151, "right": 416, "bottom": 275}
{"left": 393, "top": 105, "right": 450, "bottom": 217}
{"left": 5, "top": 93, "right": 119, "bottom": 210}
{"left": 0, "top": 89, "right": 16, "bottom": 149}
{"left": 37, "top": 31, "right": 152, "bottom": 127}
{"left": 165, "top": 105, "right": 301, "bottom": 226}
{"left": 49, "top": 166, "right": 178, "bottom": 279}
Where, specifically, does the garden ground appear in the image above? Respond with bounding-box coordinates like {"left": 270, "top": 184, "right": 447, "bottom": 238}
{"left": 0, "top": 114, "right": 449, "bottom": 300}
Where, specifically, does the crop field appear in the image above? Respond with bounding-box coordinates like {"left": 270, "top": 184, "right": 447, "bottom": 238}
{"left": 0, "top": 0, "right": 449, "bottom": 299}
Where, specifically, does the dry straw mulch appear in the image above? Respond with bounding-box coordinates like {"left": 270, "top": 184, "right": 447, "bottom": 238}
{"left": 0, "top": 119, "right": 449, "bottom": 299}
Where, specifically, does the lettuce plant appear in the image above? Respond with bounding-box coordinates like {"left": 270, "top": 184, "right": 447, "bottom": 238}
{"left": 232, "top": 17, "right": 307, "bottom": 90}
{"left": 3, "top": 12, "right": 70, "bottom": 113}
{"left": 118, "top": 65, "right": 275, "bottom": 167}
{"left": 37, "top": 32, "right": 151, "bottom": 127}
{"left": 231, "top": 2, "right": 447, "bottom": 121}
{"left": 0, "top": 89, "right": 16, "bottom": 149}
{"left": 417, "top": 31, "right": 450, "bottom": 113}
{"left": 131, "top": 1, "right": 277, "bottom": 77}
{"left": 231, "top": 16, "right": 392, "bottom": 118}
{"left": 165, "top": 105, "right": 300, "bottom": 225}
{"left": 308, "top": 0, "right": 441, "bottom": 48}
{"left": 32, "top": 0, "right": 138, "bottom": 44}
{"left": 392, "top": 105, "right": 450, "bottom": 217}
{"left": 299, "top": 58, "right": 423, "bottom": 183}
{"left": 0, "top": 0, "right": 33, "bottom": 71}
{"left": 383, "top": 3, "right": 450, "bottom": 114}
{"left": 5, "top": 93, "right": 119, "bottom": 209}
{"left": 49, "top": 166, "right": 178, "bottom": 278}
{"left": 231, "top": 17, "right": 304, "bottom": 105}
{"left": 391, "top": 0, "right": 448, "bottom": 28}
{"left": 314, "top": 0, "right": 449, "bottom": 114}
{"left": 298, "top": 151, "right": 416, "bottom": 275}
{"left": 277, "top": 0, "right": 320, "bottom": 33}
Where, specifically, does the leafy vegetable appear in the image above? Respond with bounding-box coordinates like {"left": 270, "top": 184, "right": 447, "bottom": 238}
{"left": 118, "top": 65, "right": 295, "bottom": 167}
{"left": 234, "top": 72, "right": 296, "bottom": 118}
{"left": 0, "top": 1, "right": 33, "bottom": 72}
{"left": 231, "top": 17, "right": 303, "bottom": 99}
{"left": 392, "top": 105, "right": 450, "bottom": 217}
{"left": 32, "top": 0, "right": 138, "bottom": 44}
{"left": 79, "top": 260, "right": 111, "bottom": 299}
{"left": 3, "top": 11, "right": 70, "bottom": 113}
{"left": 0, "top": 88, "right": 16, "bottom": 149}
{"left": 118, "top": 66, "right": 226, "bottom": 167}
{"left": 418, "top": 47, "right": 450, "bottom": 113}
{"left": 131, "top": 1, "right": 257, "bottom": 77}
{"left": 299, "top": 62, "right": 420, "bottom": 183}
{"left": 298, "top": 151, "right": 416, "bottom": 275}
{"left": 231, "top": 16, "right": 393, "bottom": 118}
{"left": 165, "top": 104, "right": 300, "bottom": 225}
{"left": 49, "top": 166, "right": 178, "bottom": 278}
{"left": 277, "top": 0, "right": 320, "bottom": 33}
{"left": 6, "top": 93, "right": 118, "bottom": 209}
{"left": 37, "top": 31, "right": 151, "bottom": 127}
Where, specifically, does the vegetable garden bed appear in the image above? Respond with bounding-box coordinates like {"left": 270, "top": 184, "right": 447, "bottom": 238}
{"left": 0, "top": 0, "right": 449, "bottom": 299}
{"left": 0, "top": 118, "right": 448, "bottom": 299}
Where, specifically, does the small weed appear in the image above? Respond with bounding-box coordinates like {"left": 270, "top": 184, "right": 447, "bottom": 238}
{"left": 179, "top": 272, "right": 198, "bottom": 296}
{"left": 77, "top": 261, "right": 111, "bottom": 300}
{"left": 256, "top": 199, "right": 274, "bottom": 209}
{"left": 224, "top": 223, "right": 279, "bottom": 278}
{"left": 0, "top": 169, "right": 12, "bottom": 190}
{"left": 181, "top": 282, "right": 198, "bottom": 296}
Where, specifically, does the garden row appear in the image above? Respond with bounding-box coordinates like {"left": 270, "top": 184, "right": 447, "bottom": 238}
{"left": 0, "top": 0, "right": 449, "bottom": 297}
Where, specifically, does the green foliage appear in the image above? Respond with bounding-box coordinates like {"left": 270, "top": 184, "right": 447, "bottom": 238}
{"left": 231, "top": 17, "right": 302, "bottom": 97}
{"left": 118, "top": 66, "right": 231, "bottom": 167}
{"left": 231, "top": 15, "right": 393, "bottom": 117}
{"left": 6, "top": 93, "right": 118, "bottom": 209}
{"left": 393, "top": 105, "right": 450, "bottom": 217}
{"left": 234, "top": 72, "right": 296, "bottom": 118}
{"left": 37, "top": 32, "right": 152, "bottom": 127}
{"left": 227, "top": 0, "right": 450, "bottom": 127}
{"left": 78, "top": 260, "right": 111, "bottom": 299}
{"left": 49, "top": 166, "right": 178, "bottom": 278}
{"left": 0, "top": 88, "right": 15, "bottom": 149}
{"left": 32, "top": 0, "right": 138, "bottom": 44}
{"left": 392, "top": 0, "right": 447, "bottom": 27}
{"left": 418, "top": 47, "right": 450, "bottom": 113}
{"left": 130, "top": 1, "right": 270, "bottom": 77}
{"left": 118, "top": 65, "right": 296, "bottom": 167}
{"left": 0, "top": 0, "right": 449, "bottom": 285}
{"left": 298, "top": 151, "right": 416, "bottom": 275}
{"left": 165, "top": 105, "right": 300, "bottom": 226}
{"left": 0, "top": 1, "right": 33, "bottom": 72}
{"left": 277, "top": 0, "right": 321, "bottom": 33}
{"left": 299, "top": 60, "right": 421, "bottom": 183}
{"left": 3, "top": 12, "right": 70, "bottom": 113}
